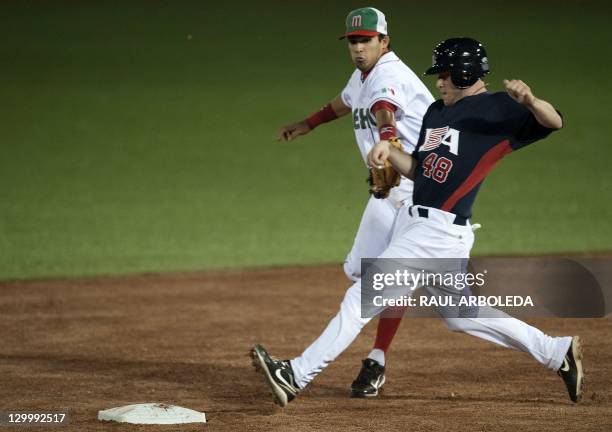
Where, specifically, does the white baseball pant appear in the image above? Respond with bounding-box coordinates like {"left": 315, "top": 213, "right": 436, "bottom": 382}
{"left": 291, "top": 204, "right": 572, "bottom": 389}
{"left": 344, "top": 177, "right": 415, "bottom": 281}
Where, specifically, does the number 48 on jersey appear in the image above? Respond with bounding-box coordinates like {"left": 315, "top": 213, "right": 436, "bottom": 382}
{"left": 422, "top": 153, "right": 453, "bottom": 183}
{"left": 419, "top": 126, "right": 460, "bottom": 183}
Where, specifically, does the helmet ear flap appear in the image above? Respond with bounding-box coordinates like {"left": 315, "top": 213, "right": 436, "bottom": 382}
{"left": 451, "top": 69, "right": 479, "bottom": 89}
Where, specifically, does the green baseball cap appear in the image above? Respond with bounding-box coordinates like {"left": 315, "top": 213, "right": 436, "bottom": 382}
{"left": 341, "top": 7, "right": 388, "bottom": 39}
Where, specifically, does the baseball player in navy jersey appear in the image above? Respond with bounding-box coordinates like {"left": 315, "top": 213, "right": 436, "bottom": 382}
{"left": 252, "top": 37, "right": 584, "bottom": 407}
{"left": 276, "top": 7, "right": 435, "bottom": 396}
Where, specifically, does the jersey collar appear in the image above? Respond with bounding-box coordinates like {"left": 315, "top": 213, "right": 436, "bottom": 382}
{"left": 360, "top": 51, "right": 398, "bottom": 82}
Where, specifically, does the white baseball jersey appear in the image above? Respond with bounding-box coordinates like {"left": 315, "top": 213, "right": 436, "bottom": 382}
{"left": 341, "top": 51, "right": 434, "bottom": 203}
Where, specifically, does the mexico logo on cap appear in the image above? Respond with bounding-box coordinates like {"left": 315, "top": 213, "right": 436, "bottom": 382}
{"left": 342, "top": 7, "right": 388, "bottom": 38}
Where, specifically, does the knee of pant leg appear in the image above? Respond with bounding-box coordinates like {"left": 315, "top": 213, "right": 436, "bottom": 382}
{"left": 343, "top": 259, "right": 360, "bottom": 282}
{"left": 340, "top": 281, "right": 370, "bottom": 328}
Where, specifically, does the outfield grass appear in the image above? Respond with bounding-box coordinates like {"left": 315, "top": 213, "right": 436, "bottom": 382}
{"left": 1, "top": 0, "right": 611, "bottom": 280}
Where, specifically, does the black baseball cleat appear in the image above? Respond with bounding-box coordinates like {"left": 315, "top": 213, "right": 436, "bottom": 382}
{"left": 351, "top": 358, "right": 386, "bottom": 398}
{"left": 250, "top": 344, "right": 300, "bottom": 407}
{"left": 557, "top": 336, "right": 584, "bottom": 403}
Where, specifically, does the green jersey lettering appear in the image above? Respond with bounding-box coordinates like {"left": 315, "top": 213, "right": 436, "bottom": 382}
{"left": 353, "top": 108, "right": 376, "bottom": 130}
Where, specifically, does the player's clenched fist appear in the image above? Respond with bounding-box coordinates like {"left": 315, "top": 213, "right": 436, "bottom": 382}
{"left": 503, "top": 79, "right": 536, "bottom": 107}
{"left": 368, "top": 140, "right": 391, "bottom": 169}
{"left": 276, "top": 121, "right": 311, "bottom": 142}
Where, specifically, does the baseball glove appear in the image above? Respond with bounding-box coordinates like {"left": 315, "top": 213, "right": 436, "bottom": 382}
{"left": 367, "top": 137, "right": 403, "bottom": 199}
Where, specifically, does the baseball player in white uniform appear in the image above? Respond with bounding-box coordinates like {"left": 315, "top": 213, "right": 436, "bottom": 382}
{"left": 276, "top": 6, "right": 433, "bottom": 397}
{"left": 253, "top": 18, "right": 584, "bottom": 408}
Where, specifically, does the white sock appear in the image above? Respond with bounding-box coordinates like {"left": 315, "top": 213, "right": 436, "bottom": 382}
{"left": 367, "top": 348, "right": 385, "bottom": 366}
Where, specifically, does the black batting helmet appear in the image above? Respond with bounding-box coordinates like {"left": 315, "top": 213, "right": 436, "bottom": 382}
{"left": 424, "top": 37, "right": 490, "bottom": 88}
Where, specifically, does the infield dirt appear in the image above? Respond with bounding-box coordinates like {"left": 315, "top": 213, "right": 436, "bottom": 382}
{"left": 1, "top": 264, "right": 611, "bottom": 431}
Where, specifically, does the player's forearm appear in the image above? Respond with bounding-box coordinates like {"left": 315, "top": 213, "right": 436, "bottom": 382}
{"left": 388, "top": 147, "right": 416, "bottom": 180}
{"left": 305, "top": 95, "right": 349, "bottom": 130}
{"left": 375, "top": 109, "right": 395, "bottom": 127}
{"left": 373, "top": 104, "right": 399, "bottom": 141}
{"left": 526, "top": 98, "right": 563, "bottom": 130}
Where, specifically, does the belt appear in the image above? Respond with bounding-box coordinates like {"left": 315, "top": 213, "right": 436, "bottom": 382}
{"left": 408, "top": 206, "right": 468, "bottom": 226}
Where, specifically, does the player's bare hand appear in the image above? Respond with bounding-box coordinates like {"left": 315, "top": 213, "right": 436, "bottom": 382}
{"left": 504, "top": 79, "right": 536, "bottom": 107}
{"left": 276, "top": 121, "right": 311, "bottom": 142}
{"left": 368, "top": 140, "right": 391, "bottom": 168}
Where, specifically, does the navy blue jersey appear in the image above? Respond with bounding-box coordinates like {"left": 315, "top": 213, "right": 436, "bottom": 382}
{"left": 412, "top": 92, "right": 560, "bottom": 219}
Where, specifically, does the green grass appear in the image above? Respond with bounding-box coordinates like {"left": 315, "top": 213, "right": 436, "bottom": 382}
{"left": 1, "top": 0, "right": 611, "bottom": 280}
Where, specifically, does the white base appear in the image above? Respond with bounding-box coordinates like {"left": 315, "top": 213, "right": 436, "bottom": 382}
{"left": 98, "top": 403, "right": 206, "bottom": 424}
